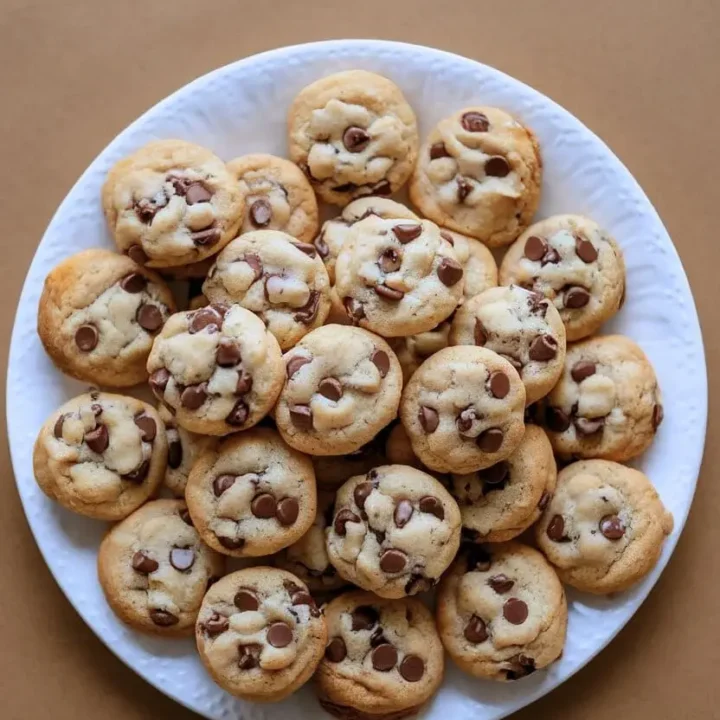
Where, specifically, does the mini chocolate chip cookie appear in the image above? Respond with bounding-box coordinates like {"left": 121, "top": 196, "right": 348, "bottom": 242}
{"left": 98, "top": 499, "right": 225, "bottom": 636}
{"left": 312, "top": 436, "right": 388, "bottom": 490}
{"left": 158, "top": 404, "right": 214, "bottom": 497}
{"left": 536, "top": 460, "right": 673, "bottom": 594}
{"left": 409, "top": 107, "right": 542, "bottom": 247}
{"left": 288, "top": 70, "right": 418, "bottom": 206}
{"left": 185, "top": 427, "right": 316, "bottom": 557}
{"left": 147, "top": 303, "right": 284, "bottom": 435}
{"left": 326, "top": 465, "right": 461, "bottom": 598}
{"left": 451, "top": 425, "right": 557, "bottom": 542}
{"left": 314, "top": 197, "right": 419, "bottom": 284}
{"left": 202, "top": 230, "right": 331, "bottom": 351}
{"left": 275, "top": 325, "right": 402, "bottom": 456}
{"left": 437, "top": 542, "right": 567, "bottom": 681}
{"left": 102, "top": 139, "right": 244, "bottom": 268}
{"left": 450, "top": 285, "right": 567, "bottom": 405}
{"left": 38, "top": 249, "right": 175, "bottom": 387}
{"left": 33, "top": 392, "right": 167, "bottom": 520}
{"left": 400, "top": 346, "right": 526, "bottom": 474}
{"left": 499, "top": 214, "right": 626, "bottom": 341}
{"left": 274, "top": 490, "right": 347, "bottom": 594}
{"left": 335, "top": 215, "right": 464, "bottom": 337}
{"left": 539, "top": 334, "right": 663, "bottom": 462}
{"left": 195, "top": 567, "right": 327, "bottom": 701}
{"left": 316, "top": 590, "right": 444, "bottom": 719}
{"left": 227, "top": 153, "right": 319, "bottom": 243}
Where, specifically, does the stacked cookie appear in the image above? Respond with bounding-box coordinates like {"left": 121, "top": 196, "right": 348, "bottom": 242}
{"left": 32, "top": 68, "right": 673, "bottom": 718}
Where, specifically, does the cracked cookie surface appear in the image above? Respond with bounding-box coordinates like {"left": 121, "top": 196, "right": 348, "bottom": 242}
{"left": 326, "top": 464, "right": 461, "bottom": 599}
{"left": 33, "top": 391, "right": 167, "bottom": 520}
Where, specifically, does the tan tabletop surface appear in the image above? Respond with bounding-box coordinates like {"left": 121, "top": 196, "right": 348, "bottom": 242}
{"left": 1, "top": 1, "right": 718, "bottom": 718}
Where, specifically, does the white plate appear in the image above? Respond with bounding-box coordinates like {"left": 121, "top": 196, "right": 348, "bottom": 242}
{"left": 7, "top": 40, "right": 707, "bottom": 720}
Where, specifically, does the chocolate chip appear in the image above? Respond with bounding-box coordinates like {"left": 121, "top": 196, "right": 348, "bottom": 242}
{"left": 545, "top": 406, "right": 571, "bottom": 432}
{"left": 370, "top": 349, "right": 390, "bottom": 377}
{"left": 131, "top": 413, "right": 156, "bottom": 443}
{"left": 169, "top": 547, "right": 195, "bottom": 572}
{"left": 394, "top": 500, "right": 414, "bottom": 528}
{"left": 215, "top": 339, "right": 241, "bottom": 367}
{"left": 429, "top": 142, "right": 450, "bottom": 159}
{"left": 503, "top": 598, "right": 528, "bottom": 625}
{"left": 191, "top": 227, "right": 221, "bottom": 247}
{"left": 354, "top": 482, "right": 374, "bottom": 510}
{"left": 334, "top": 509, "right": 360, "bottom": 536}
{"left": 325, "top": 638, "right": 347, "bottom": 662}
{"left": 600, "top": 514, "right": 625, "bottom": 539}
{"left": 379, "top": 247, "right": 401, "bottom": 273}
{"left": 314, "top": 233, "right": 329, "bottom": 258}
{"left": 249, "top": 198, "right": 272, "bottom": 227}
{"left": 505, "top": 654, "right": 537, "bottom": 680}
{"left": 457, "top": 176, "right": 473, "bottom": 202}
{"left": 235, "top": 371, "right": 253, "bottom": 395}
{"left": 528, "top": 335, "right": 558, "bottom": 362}
{"left": 464, "top": 615, "right": 488, "bottom": 643}
{"left": 418, "top": 406, "right": 439, "bottom": 433}
{"left": 84, "top": 424, "right": 109, "bottom": 453}
{"left": 266, "top": 621, "right": 293, "bottom": 648}
{"left": 135, "top": 197, "right": 164, "bottom": 223}
{"left": 136, "top": 304, "right": 163, "bottom": 332}
{"left": 343, "top": 126, "right": 370, "bottom": 153}
{"left": 181, "top": 383, "right": 208, "bottom": 410}
{"left": 277, "top": 497, "right": 300, "bottom": 526}
{"left": 213, "top": 474, "right": 235, "bottom": 497}
{"left": 575, "top": 416, "right": 605, "bottom": 435}
{"left": 318, "top": 378, "right": 343, "bottom": 401}
{"left": 474, "top": 319, "right": 487, "bottom": 346}
{"left": 291, "top": 241, "right": 317, "bottom": 258}
{"left": 238, "top": 644, "right": 261, "bottom": 669}
{"left": 120, "top": 272, "right": 147, "bottom": 293}
{"left": 289, "top": 404, "right": 313, "bottom": 431}
{"left": 75, "top": 324, "right": 98, "bottom": 352}
{"left": 524, "top": 235, "right": 547, "bottom": 261}
{"left": 286, "top": 355, "right": 312, "bottom": 378}
{"left": 204, "top": 613, "right": 229, "bottom": 636}
{"left": 185, "top": 182, "right": 212, "bottom": 205}
{"left": 379, "top": 549, "right": 407, "bottom": 573}
{"left": 179, "top": 507, "right": 193, "bottom": 526}
{"left": 343, "top": 297, "right": 366, "bottom": 323}
{"left": 219, "top": 536, "right": 245, "bottom": 550}
{"left": 653, "top": 403, "right": 664, "bottom": 430}
{"left": 564, "top": 286, "right": 590, "bottom": 309}
{"left": 477, "top": 428, "right": 504, "bottom": 453}
{"left": 53, "top": 414, "right": 67, "bottom": 439}
{"left": 375, "top": 284, "right": 404, "bottom": 301}
{"left": 149, "top": 368, "right": 170, "bottom": 396}
{"left": 290, "top": 589, "right": 316, "bottom": 613}
{"left": 437, "top": 257, "right": 464, "bottom": 287}
{"left": 395, "top": 654, "right": 424, "bottom": 682}
{"left": 392, "top": 223, "right": 422, "bottom": 243}
{"left": 418, "top": 496, "right": 444, "bottom": 520}
{"left": 456, "top": 407, "right": 477, "bottom": 433}
{"left": 122, "top": 460, "right": 149, "bottom": 483}
{"left": 294, "top": 291, "right": 321, "bottom": 324}
{"left": 488, "top": 574, "right": 514, "bottom": 593}
{"left": 547, "top": 514, "right": 570, "bottom": 542}
{"left": 132, "top": 550, "right": 158, "bottom": 574}
{"left": 372, "top": 643, "right": 398, "bottom": 671}
{"left": 541, "top": 246, "right": 561, "bottom": 266}
{"left": 485, "top": 156, "right": 510, "bottom": 177}
{"left": 242, "top": 254, "right": 263, "bottom": 281}
{"left": 575, "top": 234, "right": 598, "bottom": 263}
{"left": 571, "top": 360, "right": 596, "bottom": 382}
{"left": 150, "top": 609, "right": 179, "bottom": 627}
{"left": 461, "top": 111, "right": 490, "bottom": 132}
{"left": 127, "top": 244, "right": 149, "bottom": 265}
{"left": 189, "top": 306, "right": 223, "bottom": 334}
{"left": 351, "top": 606, "right": 378, "bottom": 631}
{"left": 251, "top": 493, "right": 277, "bottom": 519}
{"left": 234, "top": 589, "right": 259, "bottom": 612}
{"left": 488, "top": 371, "right": 510, "bottom": 398}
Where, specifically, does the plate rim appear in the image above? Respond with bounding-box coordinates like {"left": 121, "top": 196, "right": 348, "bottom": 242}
{"left": 6, "top": 38, "right": 708, "bottom": 720}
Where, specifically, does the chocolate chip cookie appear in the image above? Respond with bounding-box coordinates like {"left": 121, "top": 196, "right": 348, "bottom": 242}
{"left": 185, "top": 427, "right": 316, "bottom": 557}
{"left": 409, "top": 107, "right": 541, "bottom": 247}
{"left": 400, "top": 346, "right": 526, "bottom": 474}
{"left": 202, "top": 230, "right": 331, "bottom": 350}
{"left": 98, "top": 499, "right": 225, "bottom": 636}
{"left": 450, "top": 285, "right": 567, "bottom": 405}
{"left": 437, "top": 542, "right": 567, "bottom": 681}
{"left": 33, "top": 392, "right": 167, "bottom": 520}
{"left": 335, "top": 215, "right": 464, "bottom": 336}
{"left": 288, "top": 70, "right": 418, "bottom": 206}
{"left": 275, "top": 325, "right": 402, "bottom": 455}
{"left": 451, "top": 425, "right": 557, "bottom": 542}
{"left": 326, "top": 464, "right": 461, "bottom": 598}
{"left": 102, "top": 139, "right": 244, "bottom": 268}
{"left": 147, "top": 303, "right": 284, "bottom": 435}
{"left": 536, "top": 460, "right": 673, "bottom": 594}
{"left": 227, "top": 153, "right": 319, "bottom": 243}
{"left": 196, "top": 567, "right": 327, "bottom": 701}
{"left": 539, "top": 334, "right": 663, "bottom": 462}
{"left": 38, "top": 249, "right": 175, "bottom": 387}
{"left": 316, "top": 590, "right": 444, "bottom": 719}
{"left": 499, "top": 214, "right": 626, "bottom": 341}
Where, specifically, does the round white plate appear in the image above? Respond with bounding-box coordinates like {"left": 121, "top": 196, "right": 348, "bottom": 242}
{"left": 7, "top": 40, "right": 706, "bottom": 720}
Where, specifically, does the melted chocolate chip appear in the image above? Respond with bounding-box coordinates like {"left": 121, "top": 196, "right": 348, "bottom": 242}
{"left": 394, "top": 500, "right": 414, "bottom": 528}
{"left": 488, "top": 574, "right": 514, "bottom": 593}
{"left": 75, "top": 324, "right": 98, "bottom": 352}
{"left": 600, "top": 514, "right": 625, "bottom": 539}
{"left": 277, "top": 497, "right": 300, "bottom": 526}
{"left": 418, "top": 406, "right": 439, "bottom": 433}
{"left": 462, "top": 111, "right": 490, "bottom": 132}
{"left": 213, "top": 474, "right": 236, "bottom": 497}
{"left": 437, "top": 257, "right": 464, "bottom": 287}
{"left": 379, "top": 549, "right": 407, "bottom": 573}
{"left": 429, "top": 142, "right": 450, "bottom": 159}
{"left": 488, "top": 371, "right": 510, "bottom": 398}
{"left": 547, "top": 514, "right": 570, "bottom": 542}
{"left": 351, "top": 606, "right": 378, "bottom": 631}
{"left": 84, "top": 423, "right": 109, "bottom": 453}
{"left": 528, "top": 334, "right": 559, "bottom": 362}
{"left": 289, "top": 404, "right": 313, "bottom": 431}
{"left": 334, "top": 509, "right": 360, "bottom": 536}
{"left": 286, "top": 355, "right": 312, "bottom": 378}
{"left": 503, "top": 598, "right": 528, "bottom": 625}
{"left": 131, "top": 551, "right": 158, "bottom": 574}
{"left": 249, "top": 198, "right": 272, "bottom": 227}
{"left": 325, "top": 637, "right": 347, "bottom": 662}
{"left": 343, "top": 126, "right": 370, "bottom": 153}
{"left": 370, "top": 349, "right": 390, "bottom": 377}
{"left": 464, "top": 615, "right": 488, "bottom": 643}
{"left": 418, "top": 496, "right": 444, "bottom": 520}
{"left": 476, "top": 427, "right": 504, "bottom": 453}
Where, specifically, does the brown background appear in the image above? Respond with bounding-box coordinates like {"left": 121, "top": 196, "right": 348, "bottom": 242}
{"left": 1, "top": 1, "right": 719, "bottom": 717}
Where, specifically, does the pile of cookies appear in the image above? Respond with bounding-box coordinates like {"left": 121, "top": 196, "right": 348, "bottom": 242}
{"left": 32, "top": 69, "right": 674, "bottom": 718}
